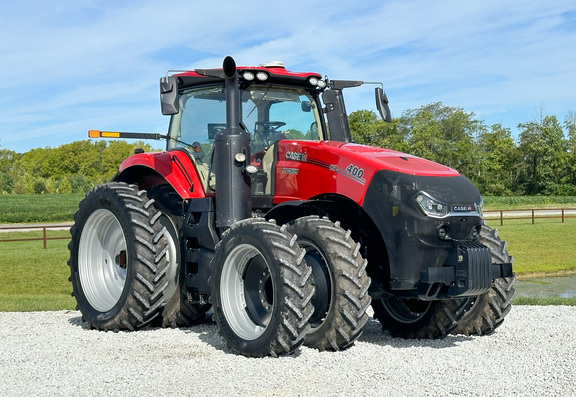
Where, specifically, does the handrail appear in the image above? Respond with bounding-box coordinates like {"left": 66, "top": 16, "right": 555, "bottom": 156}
{"left": 0, "top": 224, "right": 73, "bottom": 249}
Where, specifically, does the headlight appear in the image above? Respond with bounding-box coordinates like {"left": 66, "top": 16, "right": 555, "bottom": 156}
{"left": 476, "top": 199, "right": 484, "bottom": 217}
{"left": 414, "top": 192, "right": 448, "bottom": 218}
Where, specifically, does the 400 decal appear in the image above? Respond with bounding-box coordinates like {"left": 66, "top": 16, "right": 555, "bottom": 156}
{"left": 346, "top": 164, "right": 365, "bottom": 179}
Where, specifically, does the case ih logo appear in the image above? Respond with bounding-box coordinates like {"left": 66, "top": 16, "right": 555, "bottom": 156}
{"left": 452, "top": 205, "right": 473, "bottom": 212}
{"left": 285, "top": 151, "right": 308, "bottom": 162}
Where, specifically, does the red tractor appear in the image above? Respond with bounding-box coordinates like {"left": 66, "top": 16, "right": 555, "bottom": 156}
{"left": 69, "top": 56, "right": 515, "bottom": 357}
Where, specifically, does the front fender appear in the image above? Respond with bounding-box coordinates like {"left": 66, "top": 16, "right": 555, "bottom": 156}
{"left": 117, "top": 150, "right": 205, "bottom": 199}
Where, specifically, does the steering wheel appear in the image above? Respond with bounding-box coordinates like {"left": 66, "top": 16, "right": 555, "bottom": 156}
{"left": 253, "top": 121, "right": 287, "bottom": 150}
{"left": 255, "top": 121, "right": 286, "bottom": 132}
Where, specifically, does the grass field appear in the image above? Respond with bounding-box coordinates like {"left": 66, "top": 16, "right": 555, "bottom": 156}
{"left": 0, "top": 231, "right": 76, "bottom": 311}
{"left": 1, "top": 194, "right": 575, "bottom": 311}
{"left": 0, "top": 193, "right": 84, "bottom": 223}
{"left": 484, "top": 219, "right": 576, "bottom": 277}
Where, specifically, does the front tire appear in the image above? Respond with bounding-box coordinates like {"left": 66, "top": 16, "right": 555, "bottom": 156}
{"left": 210, "top": 218, "right": 315, "bottom": 357}
{"left": 68, "top": 182, "right": 177, "bottom": 331}
{"left": 372, "top": 297, "right": 466, "bottom": 339}
{"left": 287, "top": 216, "right": 371, "bottom": 351}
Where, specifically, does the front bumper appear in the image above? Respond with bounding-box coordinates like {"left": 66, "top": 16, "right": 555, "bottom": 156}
{"left": 363, "top": 170, "right": 512, "bottom": 299}
{"left": 418, "top": 242, "right": 513, "bottom": 300}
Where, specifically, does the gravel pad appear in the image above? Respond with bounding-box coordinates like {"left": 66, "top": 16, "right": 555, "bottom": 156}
{"left": 1, "top": 306, "right": 575, "bottom": 396}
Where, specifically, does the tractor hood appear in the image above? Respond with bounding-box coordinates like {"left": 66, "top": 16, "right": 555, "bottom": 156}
{"left": 320, "top": 141, "right": 460, "bottom": 177}
{"left": 274, "top": 140, "right": 467, "bottom": 206}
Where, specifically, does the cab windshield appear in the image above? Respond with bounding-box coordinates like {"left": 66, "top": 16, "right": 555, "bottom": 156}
{"left": 167, "top": 84, "right": 324, "bottom": 192}
{"left": 168, "top": 85, "right": 323, "bottom": 152}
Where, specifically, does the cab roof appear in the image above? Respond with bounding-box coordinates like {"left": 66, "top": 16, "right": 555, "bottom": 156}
{"left": 174, "top": 63, "right": 324, "bottom": 90}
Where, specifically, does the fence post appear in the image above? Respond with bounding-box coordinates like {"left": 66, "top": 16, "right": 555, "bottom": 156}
{"left": 531, "top": 209, "right": 535, "bottom": 224}
{"left": 500, "top": 210, "right": 503, "bottom": 226}
{"left": 43, "top": 227, "right": 47, "bottom": 249}
{"left": 562, "top": 209, "right": 565, "bottom": 223}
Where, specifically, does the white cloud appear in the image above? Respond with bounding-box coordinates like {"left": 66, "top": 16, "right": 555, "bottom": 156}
{"left": 1, "top": 0, "right": 575, "bottom": 152}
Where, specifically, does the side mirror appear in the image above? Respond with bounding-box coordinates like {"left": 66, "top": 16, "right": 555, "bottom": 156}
{"left": 375, "top": 87, "right": 392, "bottom": 123}
{"left": 160, "top": 75, "right": 179, "bottom": 115}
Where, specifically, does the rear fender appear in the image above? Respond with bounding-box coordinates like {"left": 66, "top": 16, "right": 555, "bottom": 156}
{"left": 116, "top": 151, "right": 205, "bottom": 199}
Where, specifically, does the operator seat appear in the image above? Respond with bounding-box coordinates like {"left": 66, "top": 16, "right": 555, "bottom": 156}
{"left": 261, "top": 144, "right": 276, "bottom": 195}
{"left": 190, "top": 141, "right": 211, "bottom": 189}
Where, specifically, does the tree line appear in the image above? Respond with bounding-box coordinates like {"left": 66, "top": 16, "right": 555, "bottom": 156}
{"left": 349, "top": 102, "right": 576, "bottom": 196}
{"left": 1, "top": 101, "right": 575, "bottom": 196}
{"left": 0, "top": 140, "right": 156, "bottom": 194}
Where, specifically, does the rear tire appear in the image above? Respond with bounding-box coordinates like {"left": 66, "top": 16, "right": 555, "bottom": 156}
{"left": 210, "top": 218, "right": 315, "bottom": 357}
{"left": 145, "top": 184, "right": 211, "bottom": 327}
{"left": 453, "top": 224, "right": 516, "bottom": 336}
{"left": 68, "top": 182, "right": 178, "bottom": 331}
{"left": 372, "top": 297, "right": 466, "bottom": 339}
{"left": 288, "top": 216, "right": 371, "bottom": 351}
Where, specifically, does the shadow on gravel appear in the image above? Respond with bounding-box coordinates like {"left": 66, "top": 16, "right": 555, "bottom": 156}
{"left": 68, "top": 315, "right": 85, "bottom": 328}
{"left": 66, "top": 312, "right": 473, "bottom": 352}
{"left": 189, "top": 315, "right": 307, "bottom": 358}
{"left": 67, "top": 311, "right": 215, "bottom": 332}
{"left": 357, "top": 318, "right": 474, "bottom": 349}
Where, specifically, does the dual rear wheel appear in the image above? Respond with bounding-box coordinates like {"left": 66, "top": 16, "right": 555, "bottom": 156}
{"left": 68, "top": 182, "right": 208, "bottom": 331}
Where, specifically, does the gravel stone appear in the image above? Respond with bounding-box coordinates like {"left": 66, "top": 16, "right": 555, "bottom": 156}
{"left": 1, "top": 306, "right": 575, "bottom": 396}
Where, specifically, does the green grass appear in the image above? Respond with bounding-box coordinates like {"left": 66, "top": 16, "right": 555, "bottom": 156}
{"left": 484, "top": 196, "right": 576, "bottom": 210}
{"left": 2, "top": 194, "right": 576, "bottom": 311}
{"left": 0, "top": 231, "right": 76, "bottom": 311}
{"left": 484, "top": 220, "right": 576, "bottom": 277}
{"left": 0, "top": 193, "right": 84, "bottom": 223}
{"left": 512, "top": 296, "right": 576, "bottom": 306}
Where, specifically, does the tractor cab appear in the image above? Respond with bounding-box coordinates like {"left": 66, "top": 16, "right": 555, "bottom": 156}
{"left": 166, "top": 81, "right": 326, "bottom": 196}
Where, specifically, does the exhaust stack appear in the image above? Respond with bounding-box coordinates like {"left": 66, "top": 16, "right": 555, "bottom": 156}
{"left": 214, "top": 56, "right": 252, "bottom": 229}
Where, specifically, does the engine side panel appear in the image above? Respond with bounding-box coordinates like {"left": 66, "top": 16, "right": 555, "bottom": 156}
{"left": 272, "top": 140, "right": 459, "bottom": 204}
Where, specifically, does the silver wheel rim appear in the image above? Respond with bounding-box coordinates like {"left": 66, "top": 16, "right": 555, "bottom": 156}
{"left": 162, "top": 216, "right": 179, "bottom": 301}
{"left": 220, "top": 244, "right": 274, "bottom": 340}
{"left": 78, "top": 209, "right": 127, "bottom": 312}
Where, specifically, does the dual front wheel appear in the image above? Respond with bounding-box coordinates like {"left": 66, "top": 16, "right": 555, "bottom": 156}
{"left": 210, "top": 216, "right": 371, "bottom": 356}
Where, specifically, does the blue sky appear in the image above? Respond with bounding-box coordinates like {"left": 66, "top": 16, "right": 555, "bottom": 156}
{"left": 1, "top": 0, "right": 575, "bottom": 153}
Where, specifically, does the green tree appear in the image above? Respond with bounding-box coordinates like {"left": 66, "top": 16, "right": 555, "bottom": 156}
{"left": 349, "top": 110, "right": 406, "bottom": 150}
{"left": 0, "top": 148, "right": 18, "bottom": 193}
{"left": 284, "top": 129, "right": 305, "bottom": 140}
{"left": 476, "top": 124, "right": 520, "bottom": 195}
{"left": 57, "top": 177, "right": 73, "bottom": 194}
{"left": 396, "top": 102, "right": 483, "bottom": 179}
{"left": 564, "top": 111, "right": 576, "bottom": 191}
{"left": 518, "top": 115, "right": 569, "bottom": 195}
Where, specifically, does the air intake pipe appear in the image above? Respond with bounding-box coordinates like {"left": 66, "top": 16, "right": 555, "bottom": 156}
{"left": 214, "top": 56, "right": 252, "bottom": 230}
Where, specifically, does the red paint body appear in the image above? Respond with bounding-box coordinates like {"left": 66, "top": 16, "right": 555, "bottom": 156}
{"left": 119, "top": 150, "right": 205, "bottom": 199}
{"left": 118, "top": 140, "right": 459, "bottom": 206}
{"left": 274, "top": 140, "right": 459, "bottom": 205}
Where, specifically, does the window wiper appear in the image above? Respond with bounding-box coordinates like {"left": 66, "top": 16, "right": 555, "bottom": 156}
{"left": 246, "top": 87, "right": 271, "bottom": 119}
